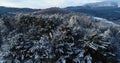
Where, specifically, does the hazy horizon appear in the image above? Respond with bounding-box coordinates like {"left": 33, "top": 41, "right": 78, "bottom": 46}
{"left": 0, "top": 0, "right": 119, "bottom": 9}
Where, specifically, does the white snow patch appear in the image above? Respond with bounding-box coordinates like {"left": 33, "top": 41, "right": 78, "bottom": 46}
{"left": 93, "top": 17, "right": 116, "bottom": 25}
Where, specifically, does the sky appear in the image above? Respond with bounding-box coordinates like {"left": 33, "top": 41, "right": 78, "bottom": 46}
{"left": 0, "top": 0, "right": 119, "bottom": 9}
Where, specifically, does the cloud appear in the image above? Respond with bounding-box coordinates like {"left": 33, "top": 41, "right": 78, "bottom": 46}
{"left": 0, "top": 0, "right": 113, "bottom": 9}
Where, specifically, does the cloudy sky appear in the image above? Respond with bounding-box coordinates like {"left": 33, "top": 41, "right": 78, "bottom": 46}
{"left": 0, "top": 0, "right": 119, "bottom": 9}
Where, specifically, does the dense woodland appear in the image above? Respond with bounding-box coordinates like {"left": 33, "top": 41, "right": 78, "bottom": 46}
{"left": 0, "top": 12, "right": 120, "bottom": 63}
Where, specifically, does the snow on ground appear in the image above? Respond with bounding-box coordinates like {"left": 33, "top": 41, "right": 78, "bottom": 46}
{"left": 93, "top": 17, "right": 119, "bottom": 26}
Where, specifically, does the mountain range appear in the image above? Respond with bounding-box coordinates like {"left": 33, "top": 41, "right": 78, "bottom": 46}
{"left": 84, "top": 1, "right": 120, "bottom": 8}
{"left": 0, "top": 6, "right": 40, "bottom": 16}
{"left": 0, "top": 1, "right": 120, "bottom": 24}
{"left": 65, "top": 1, "right": 120, "bottom": 24}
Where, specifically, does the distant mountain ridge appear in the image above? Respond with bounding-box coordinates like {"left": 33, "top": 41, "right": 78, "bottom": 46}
{"left": 0, "top": 1, "right": 120, "bottom": 24}
{"left": 33, "top": 7, "right": 70, "bottom": 15}
{"left": 65, "top": 1, "right": 120, "bottom": 24}
{"left": 84, "top": 1, "right": 119, "bottom": 8}
{"left": 0, "top": 6, "right": 39, "bottom": 16}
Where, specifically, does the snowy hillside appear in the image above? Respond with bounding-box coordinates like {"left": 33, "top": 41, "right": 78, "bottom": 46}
{"left": 0, "top": 13, "right": 120, "bottom": 63}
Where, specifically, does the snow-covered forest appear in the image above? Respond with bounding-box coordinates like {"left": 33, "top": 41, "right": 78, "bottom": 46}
{"left": 0, "top": 12, "right": 120, "bottom": 63}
